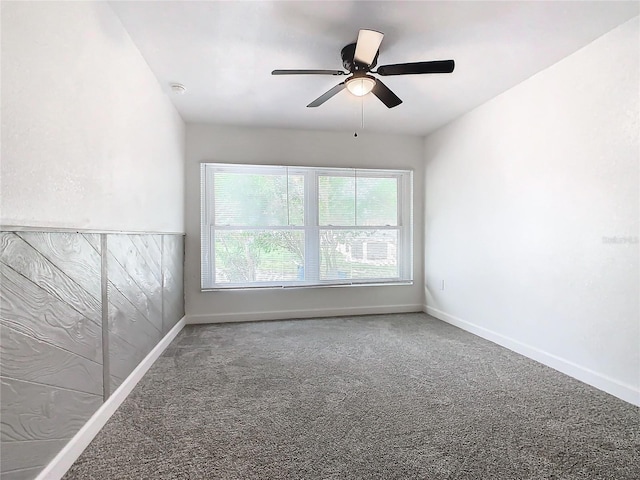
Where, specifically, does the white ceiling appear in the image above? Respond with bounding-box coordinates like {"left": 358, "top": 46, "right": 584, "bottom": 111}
{"left": 110, "top": 1, "right": 639, "bottom": 136}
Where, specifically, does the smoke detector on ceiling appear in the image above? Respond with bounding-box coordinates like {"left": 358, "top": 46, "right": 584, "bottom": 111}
{"left": 170, "top": 83, "right": 187, "bottom": 95}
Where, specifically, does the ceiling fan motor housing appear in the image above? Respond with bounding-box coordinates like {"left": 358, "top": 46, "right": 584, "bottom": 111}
{"left": 341, "top": 43, "right": 378, "bottom": 72}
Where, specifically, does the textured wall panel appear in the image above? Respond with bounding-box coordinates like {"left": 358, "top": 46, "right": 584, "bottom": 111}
{"left": 104, "top": 235, "right": 166, "bottom": 389}
{"left": 0, "top": 466, "right": 45, "bottom": 480}
{"left": 107, "top": 282, "right": 160, "bottom": 353}
{"left": 129, "top": 234, "right": 162, "bottom": 283}
{"left": 0, "top": 230, "right": 184, "bottom": 479}
{"left": 82, "top": 233, "right": 101, "bottom": 254}
{"left": 16, "top": 232, "right": 101, "bottom": 301}
{"left": 108, "top": 235, "right": 161, "bottom": 292}
{"left": 0, "top": 263, "right": 102, "bottom": 364}
{"left": 108, "top": 235, "right": 162, "bottom": 322}
{"left": 0, "top": 325, "right": 103, "bottom": 396}
{"left": 162, "top": 235, "right": 185, "bottom": 334}
{"left": 162, "top": 235, "right": 184, "bottom": 278}
{"left": 135, "top": 234, "right": 164, "bottom": 328}
{"left": 149, "top": 234, "right": 163, "bottom": 256}
{"left": 1, "top": 439, "right": 68, "bottom": 473}
{"left": 0, "top": 233, "right": 100, "bottom": 324}
{"left": 110, "top": 375, "right": 125, "bottom": 393}
{"left": 162, "top": 281, "right": 183, "bottom": 334}
{"left": 106, "top": 248, "right": 161, "bottom": 329}
{"left": 0, "top": 376, "right": 101, "bottom": 442}
{"left": 107, "top": 332, "right": 146, "bottom": 382}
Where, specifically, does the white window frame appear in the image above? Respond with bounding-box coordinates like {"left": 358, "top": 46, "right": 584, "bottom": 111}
{"left": 201, "top": 163, "right": 413, "bottom": 290}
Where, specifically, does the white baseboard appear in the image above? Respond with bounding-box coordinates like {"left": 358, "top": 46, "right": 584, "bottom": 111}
{"left": 187, "top": 304, "right": 424, "bottom": 324}
{"left": 424, "top": 305, "right": 639, "bottom": 407}
{"left": 35, "top": 317, "right": 187, "bottom": 480}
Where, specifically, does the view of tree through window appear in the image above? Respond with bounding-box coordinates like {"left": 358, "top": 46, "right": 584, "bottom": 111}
{"left": 201, "top": 164, "right": 412, "bottom": 289}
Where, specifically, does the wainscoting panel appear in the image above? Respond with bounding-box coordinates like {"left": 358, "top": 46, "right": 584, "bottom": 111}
{"left": 106, "top": 284, "right": 161, "bottom": 355}
{"left": 0, "top": 377, "right": 103, "bottom": 478}
{"left": 128, "top": 235, "right": 162, "bottom": 284}
{"left": 107, "top": 331, "right": 145, "bottom": 390}
{"left": 0, "top": 230, "right": 184, "bottom": 480}
{"left": 0, "top": 264, "right": 102, "bottom": 363}
{"left": 105, "top": 234, "right": 164, "bottom": 392}
{"left": 162, "top": 235, "right": 184, "bottom": 334}
{"left": 106, "top": 237, "right": 164, "bottom": 333}
{"left": 106, "top": 249, "right": 154, "bottom": 326}
{"left": 15, "top": 232, "right": 102, "bottom": 302}
{"left": 82, "top": 234, "right": 101, "bottom": 253}
{"left": 0, "top": 377, "right": 103, "bottom": 442}
{"left": 0, "top": 440, "right": 69, "bottom": 476}
{"left": 0, "top": 233, "right": 101, "bottom": 324}
{"left": 0, "top": 325, "right": 103, "bottom": 396}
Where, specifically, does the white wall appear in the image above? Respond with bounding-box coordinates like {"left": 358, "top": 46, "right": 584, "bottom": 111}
{"left": 424, "top": 17, "right": 639, "bottom": 405}
{"left": 186, "top": 125, "right": 424, "bottom": 322}
{"left": 1, "top": 1, "right": 185, "bottom": 233}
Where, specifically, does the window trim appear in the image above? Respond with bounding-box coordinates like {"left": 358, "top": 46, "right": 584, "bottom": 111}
{"left": 201, "top": 163, "right": 413, "bottom": 291}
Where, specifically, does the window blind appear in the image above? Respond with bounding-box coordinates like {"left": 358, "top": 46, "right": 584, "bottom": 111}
{"left": 201, "top": 163, "right": 413, "bottom": 290}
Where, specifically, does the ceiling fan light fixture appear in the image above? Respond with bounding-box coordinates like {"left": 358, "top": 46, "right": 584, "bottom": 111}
{"left": 346, "top": 77, "right": 376, "bottom": 97}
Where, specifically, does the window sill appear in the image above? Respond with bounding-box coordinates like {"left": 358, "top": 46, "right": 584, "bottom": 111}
{"left": 201, "top": 281, "right": 414, "bottom": 292}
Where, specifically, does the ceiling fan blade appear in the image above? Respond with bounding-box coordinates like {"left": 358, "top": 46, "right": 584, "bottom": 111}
{"left": 354, "top": 29, "right": 384, "bottom": 66}
{"left": 307, "top": 82, "right": 346, "bottom": 107}
{"left": 272, "top": 69, "right": 345, "bottom": 76}
{"left": 377, "top": 60, "right": 455, "bottom": 76}
{"left": 371, "top": 79, "right": 402, "bottom": 108}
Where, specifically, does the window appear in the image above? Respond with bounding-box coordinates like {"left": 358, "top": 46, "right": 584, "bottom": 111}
{"left": 201, "top": 163, "right": 413, "bottom": 289}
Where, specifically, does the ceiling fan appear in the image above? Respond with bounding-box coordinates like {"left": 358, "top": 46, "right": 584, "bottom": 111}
{"left": 272, "top": 29, "right": 455, "bottom": 109}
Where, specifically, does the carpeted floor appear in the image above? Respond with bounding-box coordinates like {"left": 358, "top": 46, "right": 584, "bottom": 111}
{"left": 65, "top": 313, "right": 640, "bottom": 479}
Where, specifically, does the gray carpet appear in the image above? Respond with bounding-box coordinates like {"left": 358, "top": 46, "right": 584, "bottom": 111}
{"left": 65, "top": 313, "right": 640, "bottom": 479}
